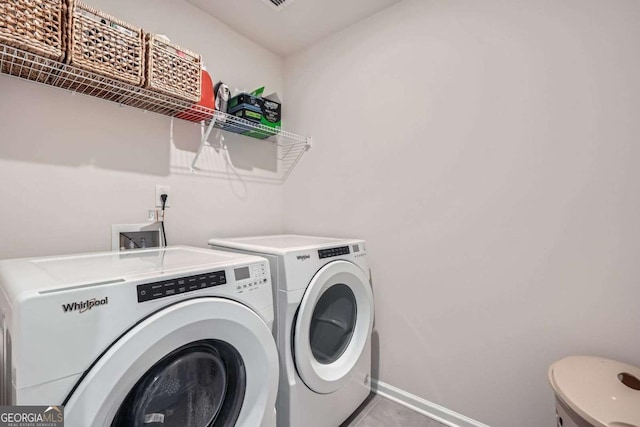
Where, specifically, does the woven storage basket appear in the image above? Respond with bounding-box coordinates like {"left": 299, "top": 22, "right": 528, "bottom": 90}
{"left": 66, "top": 1, "right": 144, "bottom": 86}
{"left": 0, "top": 0, "right": 66, "bottom": 82}
{"left": 0, "top": 0, "right": 66, "bottom": 60}
{"left": 145, "top": 34, "right": 201, "bottom": 103}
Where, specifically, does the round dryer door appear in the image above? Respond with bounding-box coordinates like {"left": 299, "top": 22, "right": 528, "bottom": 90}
{"left": 62, "top": 298, "right": 278, "bottom": 427}
{"left": 294, "top": 260, "right": 373, "bottom": 394}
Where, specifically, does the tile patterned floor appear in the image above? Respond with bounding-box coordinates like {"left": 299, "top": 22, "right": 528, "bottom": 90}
{"left": 341, "top": 395, "right": 448, "bottom": 427}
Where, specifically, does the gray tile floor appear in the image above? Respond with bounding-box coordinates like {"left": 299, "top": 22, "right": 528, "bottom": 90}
{"left": 341, "top": 395, "right": 448, "bottom": 427}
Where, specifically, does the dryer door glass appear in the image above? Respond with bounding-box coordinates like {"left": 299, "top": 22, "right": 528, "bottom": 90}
{"left": 111, "top": 340, "right": 245, "bottom": 427}
{"left": 310, "top": 284, "right": 357, "bottom": 364}
{"left": 294, "top": 260, "right": 374, "bottom": 394}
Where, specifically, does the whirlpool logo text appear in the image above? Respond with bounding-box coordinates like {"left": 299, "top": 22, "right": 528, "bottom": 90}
{"left": 62, "top": 297, "right": 108, "bottom": 314}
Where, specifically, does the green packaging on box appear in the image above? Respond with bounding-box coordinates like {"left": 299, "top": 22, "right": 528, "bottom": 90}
{"left": 228, "top": 93, "right": 262, "bottom": 110}
{"left": 229, "top": 107, "right": 268, "bottom": 138}
{"left": 229, "top": 107, "right": 278, "bottom": 139}
{"left": 231, "top": 107, "right": 262, "bottom": 122}
{"left": 227, "top": 87, "right": 281, "bottom": 139}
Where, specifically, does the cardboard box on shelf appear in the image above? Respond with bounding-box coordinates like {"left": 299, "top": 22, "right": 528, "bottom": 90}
{"left": 227, "top": 87, "right": 281, "bottom": 139}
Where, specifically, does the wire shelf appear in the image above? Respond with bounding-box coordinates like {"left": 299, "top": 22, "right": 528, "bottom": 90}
{"left": 0, "top": 43, "right": 311, "bottom": 181}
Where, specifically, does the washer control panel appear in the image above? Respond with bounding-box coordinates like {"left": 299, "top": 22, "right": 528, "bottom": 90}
{"left": 234, "top": 262, "right": 268, "bottom": 293}
{"left": 318, "top": 245, "right": 351, "bottom": 259}
{"left": 137, "top": 270, "right": 226, "bottom": 303}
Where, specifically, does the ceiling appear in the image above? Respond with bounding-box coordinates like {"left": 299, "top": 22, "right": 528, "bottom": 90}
{"left": 188, "top": 0, "right": 402, "bottom": 56}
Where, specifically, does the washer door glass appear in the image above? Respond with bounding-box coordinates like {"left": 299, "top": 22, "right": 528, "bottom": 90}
{"left": 310, "top": 284, "right": 357, "bottom": 364}
{"left": 111, "top": 340, "right": 245, "bottom": 427}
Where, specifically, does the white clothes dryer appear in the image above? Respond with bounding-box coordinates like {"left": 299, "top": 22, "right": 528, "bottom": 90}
{"left": 0, "top": 246, "right": 279, "bottom": 427}
{"left": 209, "top": 235, "right": 373, "bottom": 427}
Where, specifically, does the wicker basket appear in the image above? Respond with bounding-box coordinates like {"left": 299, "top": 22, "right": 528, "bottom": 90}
{"left": 145, "top": 34, "right": 201, "bottom": 103}
{"left": 0, "top": 0, "right": 66, "bottom": 82}
{"left": 0, "top": 0, "right": 66, "bottom": 60}
{"left": 66, "top": 1, "right": 144, "bottom": 86}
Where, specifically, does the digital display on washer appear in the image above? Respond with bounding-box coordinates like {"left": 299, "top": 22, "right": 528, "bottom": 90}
{"left": 234, "top": 266, "right": 250, "bottom": 281}
{"left": 137, "top": 270, "right": 227, "bottom": 303}
{"left": 318, "top": 246, "right": 350, "bottom": 259}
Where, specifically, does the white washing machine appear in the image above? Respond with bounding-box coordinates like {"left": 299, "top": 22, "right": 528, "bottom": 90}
{"left": 209, "top": 235, "right": 374, "bottom": 427}
{"left": 0, "top": 246, "right": 279, "bottom": 427}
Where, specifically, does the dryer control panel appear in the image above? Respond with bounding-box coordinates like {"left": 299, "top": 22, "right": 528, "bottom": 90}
{"left": 234, "top": 262, "right": 268, "bottom": 293}
{"left": 137, "top": 270, "right": 226, "bottom": 303}
{"left": 318, "top": 246, "right": 350, "bottom": 259}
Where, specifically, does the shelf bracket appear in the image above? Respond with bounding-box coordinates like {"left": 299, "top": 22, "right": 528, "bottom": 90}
{"left": 190, "top": 115, "right": 218, "bottom": 173}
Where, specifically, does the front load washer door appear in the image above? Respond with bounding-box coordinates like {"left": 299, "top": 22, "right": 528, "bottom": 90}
{"left": 110, "top": 340, "right": 244, "bottom": 426}
{"left": 62, "top": 298, "right": 278, "bottom": 427}
{"left": 294, "top": 260, "right": 374, "bottom": 394}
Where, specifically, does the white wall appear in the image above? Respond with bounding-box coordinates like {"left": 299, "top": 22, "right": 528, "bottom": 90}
{"left": 283, "top": 1, "right": 640, "bottom": 426}
{"left": 0, "top": 0, "right": 285, "bottom": 259}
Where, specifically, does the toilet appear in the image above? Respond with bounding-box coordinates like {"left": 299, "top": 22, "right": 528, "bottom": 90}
{"left": 548, "top": 356, "right": 640, "bottom": 427}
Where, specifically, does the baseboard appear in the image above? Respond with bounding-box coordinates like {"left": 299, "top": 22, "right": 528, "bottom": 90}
{"left": 371, "top": 379, "right": 490, "bottom": 427}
